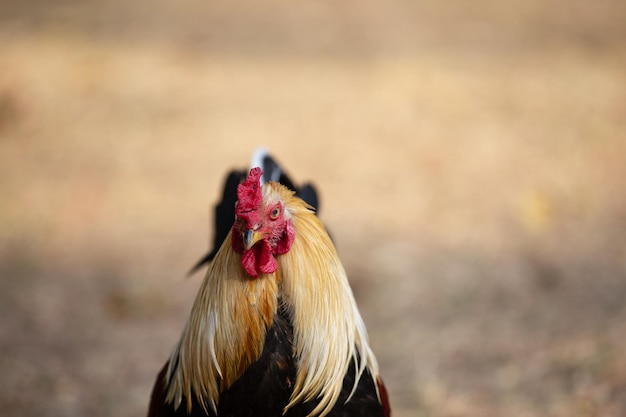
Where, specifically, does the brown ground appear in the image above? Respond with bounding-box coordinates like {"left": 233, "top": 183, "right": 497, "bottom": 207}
{"left": 1, "top": 1, "right": 626, "bottom": 416}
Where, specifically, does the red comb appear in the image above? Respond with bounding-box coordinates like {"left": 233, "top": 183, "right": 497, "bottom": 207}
{"left": 235, "top": 167, "right": 263, "bottom": 228}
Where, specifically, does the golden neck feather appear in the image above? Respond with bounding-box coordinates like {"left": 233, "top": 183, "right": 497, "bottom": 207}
{"left": 165, "top": 184, "right": 378, "bottom": 417}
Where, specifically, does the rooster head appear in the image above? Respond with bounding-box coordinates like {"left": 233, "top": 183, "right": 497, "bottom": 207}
{"left": 231, "top": 167, "right": 295, "bottom": 277}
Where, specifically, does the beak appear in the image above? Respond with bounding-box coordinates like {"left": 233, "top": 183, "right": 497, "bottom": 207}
{"left": 243, "top": 229, "right": 263, "bottom": 250}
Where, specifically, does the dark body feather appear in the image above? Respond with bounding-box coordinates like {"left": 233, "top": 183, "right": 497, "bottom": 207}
{"left": 148, "top": 304, "right": 389, "bottom": 417}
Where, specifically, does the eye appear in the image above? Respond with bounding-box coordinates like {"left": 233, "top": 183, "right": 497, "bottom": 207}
{"left": 269, "top": 206, "right": 281, "bottom": 220}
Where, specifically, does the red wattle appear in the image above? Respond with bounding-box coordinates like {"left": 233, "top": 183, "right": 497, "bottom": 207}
{"left": 240, "top": 240, "right": 278, "bottom": 278}
{"left": 241, "top": 249, "right": 259, "bottom": 277}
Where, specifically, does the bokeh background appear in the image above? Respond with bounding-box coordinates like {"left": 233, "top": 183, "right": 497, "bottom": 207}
{"left": 1, "top": 1, "right": 625, "bottom": 416}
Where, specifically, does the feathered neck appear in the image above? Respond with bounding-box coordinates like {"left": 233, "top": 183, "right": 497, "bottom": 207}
{"left": 165, "top": 184, "right": 379, "bottom": 417}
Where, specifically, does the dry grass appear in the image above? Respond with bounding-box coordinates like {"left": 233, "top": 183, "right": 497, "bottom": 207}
{"left": 1, "top": 1, "right": 626, "bottom": 416}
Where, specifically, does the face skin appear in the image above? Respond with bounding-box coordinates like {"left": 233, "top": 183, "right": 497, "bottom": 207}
{"left": 238, "top": 201, "right": 284, "bottom": 250}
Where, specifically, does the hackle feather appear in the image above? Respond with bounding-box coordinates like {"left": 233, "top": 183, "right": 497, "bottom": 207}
{"left": 165, "top": 182, "right": 378, "bottom": 417}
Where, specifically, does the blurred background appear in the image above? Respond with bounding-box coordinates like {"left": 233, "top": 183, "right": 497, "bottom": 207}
{"left": 1, "top": 1, "right": 625, "bottom": 416}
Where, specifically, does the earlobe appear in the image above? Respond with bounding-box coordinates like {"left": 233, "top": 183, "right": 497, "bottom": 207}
{"left": 273, "top": 220, "right": 295, "bottom": 255}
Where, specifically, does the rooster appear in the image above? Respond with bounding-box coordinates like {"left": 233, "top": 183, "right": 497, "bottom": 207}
{"left": 148, "top": 159, "right": 390, "bottom": 417}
